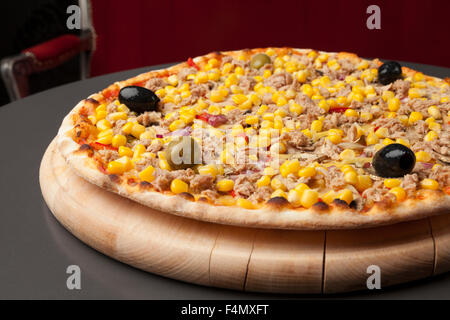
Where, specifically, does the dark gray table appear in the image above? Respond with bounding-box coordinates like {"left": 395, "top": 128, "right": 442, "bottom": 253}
{"left": 1, "top": 62, "right": 449, "bottom": 300}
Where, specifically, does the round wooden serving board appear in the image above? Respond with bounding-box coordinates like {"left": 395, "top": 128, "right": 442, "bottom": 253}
{"left": 39, "top": 139, "right": 450, "bottom": 294}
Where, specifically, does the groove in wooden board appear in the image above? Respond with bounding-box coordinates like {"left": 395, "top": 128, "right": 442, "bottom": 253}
{"left": 430, "top": 214, "right": 450, "bottom": 275}
{"left": 209, "top": 226, "right": 258, "bottom": 290}
{"left": 245, "top": 229, "right": 325, "bottom": 293}
{"left": 324, "top": 219, "right": 435, "bottom": 293}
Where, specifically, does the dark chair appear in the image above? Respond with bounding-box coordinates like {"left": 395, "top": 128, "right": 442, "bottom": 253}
{"left": 1, "top": 0, "right": 95, "bottom": 101}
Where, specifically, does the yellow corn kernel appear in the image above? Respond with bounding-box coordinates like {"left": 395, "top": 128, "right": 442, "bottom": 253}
{"left": 429, "top": 122, "right": 441, "bottom": 132}
{"left": 338, "top": 189, "right": 353, "bottom": 204}
{"left": 425, "top": 131, "right": 438, "bottom": 142}
{"left": 311, "top": 120, "right": 323, "bottom": 132}
{"left": 408, "top": 88, "right": 422, "bottom": 99}
{"left": 271, "top": 189, "right": 288, "bottom": 199}
{"left": 237, "top": 198, "right": 254, "bottom": 209}
{"left": 341, "top": 164, "right": 355, "bottom": 174}
{"left": 138, "top": 165, "right": 155, "bottom": 182}
{"left": 125, "top": 124, "right": 143, "bottom": 139}
{"left": 198, "top": 164, "right": 218, "bottom": 177}
{"left": 382, "top": 138, "right": 395, "bottom": 145}
{"left": 118, "top": 146, "right": 133, "bottom": 157}
{"left": 414, "top": 72, "right": 424, "bottom": 82}
{"left": 170, "top": 179, "right": 189, "bottom": 194}
{"left": 209, "top": 90, "right": 224, "bottom": 103}
{"left": 133, "top": 144, "right": 146, "bottom": 159}
{"left": 159, "top": 159, "right": 171, "bottom": 171}
{"left": 300, "top": 189, "right": 319, "bottom": 208}
{"left": 420, "top": 178, "right": 440, "bottom": 190}
{"left": 98, "top": 128, "right": 113, "bottom": 138}
{"left": 441, "top": 96, "right": 449, "bottom": 103}
{"left": 271, "top": 177, "right": 286, "bottom": 191}
{"left": 263, "top": 69, "right": 272, "bottom": 79}
{"left": 366, "top": 132, "right": 379, "bottom": 145}
{"left": 339, "top": 149, "right": 356, "bottom": 161}
{"left": 165, "top": 74, "right": 178, "bottom": 86}
{"left": 384, "top": 178, "right": 401, "bottom": 189}
{"left": 294, "top": 183, "right": 310, "bottom": 195}
{"left": 356, "top": 175, "right": 373, "bottom": 192}
{"left": 382, "top": 90, "right": 395, "bottom": 102}
{"left": 280, "top": 160, "right": 301, "bottom": 177}
{"left": 287, "top": 189, "right": 302, "bottom": 205}
{"left": 298, "top": 167, "right": 316, "bottom": 178}
{"left": 408, "top": 111, "right": 423, "bottom": 124}
{"left": 375, "top": 127, "right": 388, "bottom": 139}
{"left": 111, "top": 134, "right": 127, "bottom": 148}
{"left": 327, "top": 134, "right": 341, "bottom": 144}
{"left": 216, "top": 179, "right": 234, "bottom": 192}
{"left": 389, "top": 187, "right": 406, "bottom": 201}
{"left": 195, "top": 72, "right": 209, "bottom": 84}
{"left": 96, "top": 119, "right": 112, "bottom": 131}
{"left": 168, "top": 119, "right": 185, "bottom": 132}
{"left": 415, "top": 151, "right": 431, "bottom": 162}
{"left": 336, "top": 95, "right": 348, "bottom": 106}
{"left": 427, "top": 106, "right": 441, "bottom": 119}
{"left": 359, "top": 112, "right": 373, "bottom": 123}
{"left": 394, "top": 138, "right": 410, "bottom": 148}
{"left": 263, "top": 167, "right": 277, "bottom": 176}
{"left": 256, "top": 175, "right": 271, "bottom": 188}
{"left": 245, "top": 115, "right": 259, "bottom": 125}
{"left": 208, "top": 71, "right": 221, "bottom": 81}
{"left": 357, "top": 60, "right": 369, "bottom": 70}
{"left": 386, "top": 112, "right": 396, "bottom": 119}
{"left": 107, "top": 160, "right": 126, "bottom": 175}
{"left": 221, "top": 63, "right": 234, "bottom": 75}
{"left": 96, "top": 134, "right": 113, "bottom": 145}
{"left": 343, "top": 171, "right": 358, "bottom": 185}
{"left": 301, "top": 84, "right": 314, "bottom": 97}
{"left": 217, "top": 195, "right": 236, "bottom": 206}
{"left": 289, "top": 102, "right": 303, "bottom": 115}
{"left": 235, "top": 66, "right": 245, "bottom": 76}
{"left": 232, "top": 94, "right": 248, "bottom": 105}
{"left": 388, "top": 98, "right": 400, "bottom": 112}
{"left": 398, "top": 115, "right": 409, "bottom": 125}
{"left": 322, "top": 190, "right": 337, "bottom": 205}
{"left": 318, "top": 100, "right": 330, "bottom": 112}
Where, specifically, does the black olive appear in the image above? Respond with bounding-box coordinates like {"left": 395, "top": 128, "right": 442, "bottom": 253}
{"left": 377, "top": 61, "right": 402, "bottom": 85}
{"left": 372, "top": 144, "right": 416, "bottom": 178}
{"left": 250, "top": 53, "right": 271, "bottom": 69}
{"left": 118, "top": 86, "right": 160, "bottom": 114}
{"left": 165, "top": 137, "right": 201, "bottom": 170}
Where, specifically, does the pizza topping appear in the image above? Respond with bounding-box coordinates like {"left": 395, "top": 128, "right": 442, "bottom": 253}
{"left": 73, "top": 48, "right": 450, "bottom": 212}
{"left": 250, "top": 53, "right": 271, "bottom": 69}
{"left": 165, "top": 136, "right": 201, "bottom": 170}
{"left": 372, "top": 143, "right": 416, "bottom": 178}
{"left": 119, "top": 86, "right": 160, "bottom": 114}
{"left": 378, "top": 61, "right": 403, "bottom": 85}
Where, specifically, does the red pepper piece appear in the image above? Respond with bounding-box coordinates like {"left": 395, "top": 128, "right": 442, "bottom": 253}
{"left": 329, "top": 107, "right": 349, "bottom": 113}
{"left": 187, "top": 57, "right": 200, "bottom": 70}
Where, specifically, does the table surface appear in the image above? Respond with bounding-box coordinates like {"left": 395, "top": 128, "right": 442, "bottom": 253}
{"left": 1, "top": 61, "right": 449, "bottom": 300}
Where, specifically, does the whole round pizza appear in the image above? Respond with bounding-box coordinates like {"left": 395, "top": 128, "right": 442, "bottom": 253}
{"left": 56, "top": 48, "right": 450, "bottom": 229}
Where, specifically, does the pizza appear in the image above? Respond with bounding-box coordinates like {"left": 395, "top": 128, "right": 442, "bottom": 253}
{"left": 56, "top": 47, "right": 450, "bottom": 229}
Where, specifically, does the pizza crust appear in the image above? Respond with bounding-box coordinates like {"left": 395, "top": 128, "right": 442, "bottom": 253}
{"left": 56, "top": 48, "right": 450, "bottom": 230}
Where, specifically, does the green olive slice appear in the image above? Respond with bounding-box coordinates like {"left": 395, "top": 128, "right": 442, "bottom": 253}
{"left": 250, "top": 53, "right": 271, "bottom": 69}
{"left": 165, "top": 137, "right": 201, "bottom": 170}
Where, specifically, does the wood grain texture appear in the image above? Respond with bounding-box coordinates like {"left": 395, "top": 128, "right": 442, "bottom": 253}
{"left": 39, "top": 139, "right": 450, "bottom": 294}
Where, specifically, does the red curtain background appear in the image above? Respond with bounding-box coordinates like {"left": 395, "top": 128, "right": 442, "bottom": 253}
{"left": 90, "top": 0, "right": 450, "bottom": 76}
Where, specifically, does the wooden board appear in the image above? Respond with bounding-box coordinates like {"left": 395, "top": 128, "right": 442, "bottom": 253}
{"left": 39, "top": 140, "right": 450, "bottom": 294}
